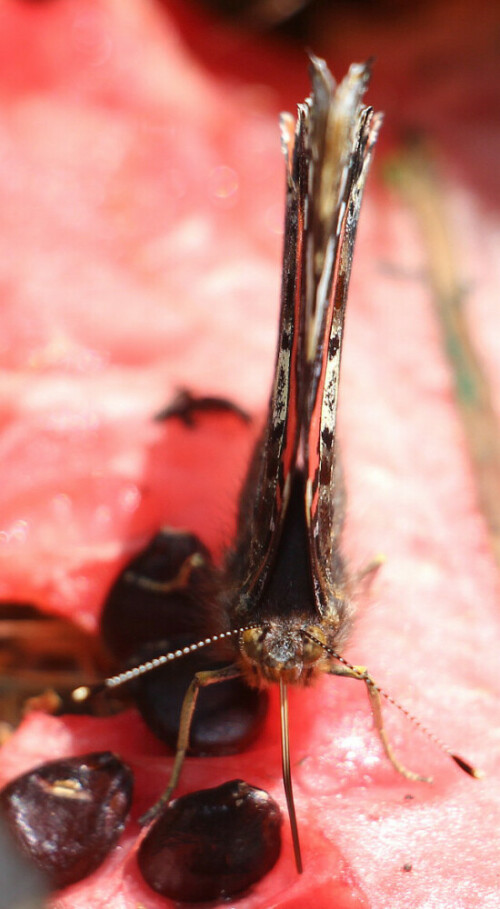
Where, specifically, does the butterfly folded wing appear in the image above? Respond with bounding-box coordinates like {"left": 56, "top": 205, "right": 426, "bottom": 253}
{"left": 303, "top": 60, "right": 383, "bottom": 624}
{"left": 227, "top": 102, "right": 310, "bottom": 612}
{"left": 227, "top": 57, "right": 381, "bottom": 653}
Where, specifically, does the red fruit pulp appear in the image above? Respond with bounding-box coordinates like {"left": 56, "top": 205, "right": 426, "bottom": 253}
{"left": 0, "top": 1, "right": 500, "bottom": 907}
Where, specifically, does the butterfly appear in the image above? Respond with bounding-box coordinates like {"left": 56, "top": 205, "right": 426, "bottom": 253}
{"left": 77, "top": 55, "right": 478, "bottom": 874}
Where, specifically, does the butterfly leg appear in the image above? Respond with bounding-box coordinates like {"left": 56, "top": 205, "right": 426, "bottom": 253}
{"left": 330, "top": 664, "right": 432, "bottom": 783}
{"left": 352, "top": 554, "right": 385, "bottom": 589}
{"left": 140, "top": 663, "right": 242, "bottom": 826}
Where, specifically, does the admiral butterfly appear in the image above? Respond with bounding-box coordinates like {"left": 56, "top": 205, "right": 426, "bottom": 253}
{"left": 75, "top": 55, "right": 479, "bottom": 874}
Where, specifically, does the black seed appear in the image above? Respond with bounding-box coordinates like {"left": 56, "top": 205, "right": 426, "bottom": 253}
{"left": 100, "top": 529, "right": 217, "bottom": 661}
{"left": 0, "top": 752, "right": 133, "bottom": 890}
{"left": 135, "top": 642, "right": 269, "bottom": 755}
{"left": 138, "top": 779, "right": 282, "bottom": 902}
{"left": 101, "top": 529, "right": 269, "bottom": 755}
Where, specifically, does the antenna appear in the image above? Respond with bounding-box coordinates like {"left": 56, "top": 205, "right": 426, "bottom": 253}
{"left": 71, "top": 625, "right": 260, "bottom": 704}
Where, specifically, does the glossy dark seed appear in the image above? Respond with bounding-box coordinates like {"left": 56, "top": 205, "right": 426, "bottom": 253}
{"left": 100, "top": 529, "right": 218, "bottom": 661}
{"left": 101, "top": 529, "right": 269, "bottom": 755}
{"left": 138, "top": 779, "right": 282, "bottom": 902}
{"left": 0, "top": 752, "right": 133, "bottom": 890}
{"left": 135, "top": 642, "right": 269, "bottom": 755}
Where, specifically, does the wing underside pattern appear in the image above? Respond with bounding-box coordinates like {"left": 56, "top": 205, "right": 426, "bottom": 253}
{"left": 230, "top": 57, "right": 381, "bottom": 619}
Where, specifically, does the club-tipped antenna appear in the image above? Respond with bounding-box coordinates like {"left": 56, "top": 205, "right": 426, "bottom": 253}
{"left": 302, "top": 630, "right": 482, "bottom": 780}
{"left": 71, "top": 624, "right": 260, "bottom": 704}
{"left": 280, "top": 678, "right": 303, "bottom": 874}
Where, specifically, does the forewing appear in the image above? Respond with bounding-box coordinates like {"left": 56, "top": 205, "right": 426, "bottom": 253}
{"left": 227, "top": 107, "right": 309, "bottom": 613}
{"left": 303, "top": 59, "right": 382, "bottom": 616}
{"left": 228, "top": 58, "right": 381, "bottom": 621}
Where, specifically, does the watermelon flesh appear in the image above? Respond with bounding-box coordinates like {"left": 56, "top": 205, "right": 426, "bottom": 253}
{"left": 1, "top": 0, "right": 500, "bottom": 907}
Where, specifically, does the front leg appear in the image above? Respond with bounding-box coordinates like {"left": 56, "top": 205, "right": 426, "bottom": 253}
{"left": 352, "top": 554, "right": 385, "bottom": 589}
{"left": 330, "top": 664, "right": 432, "bottom": 783}
{"left": 140, "top": 663, "right": 243, "bottom": 825}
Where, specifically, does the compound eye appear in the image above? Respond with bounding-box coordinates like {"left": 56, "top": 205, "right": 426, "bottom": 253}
{"left": 240, "top": 627, "right": 265, "bottom": 663}
{"left": 302, "top": 626, "right": 327, "bottom": 664}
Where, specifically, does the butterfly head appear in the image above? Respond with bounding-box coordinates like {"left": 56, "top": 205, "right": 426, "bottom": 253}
{"left": 239, "top": 623, "right": 329, "bottom": 686}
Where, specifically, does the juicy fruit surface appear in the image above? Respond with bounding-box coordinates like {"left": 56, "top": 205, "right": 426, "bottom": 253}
{"left": 0, "top": 1, "right": 500, "bottom": 908}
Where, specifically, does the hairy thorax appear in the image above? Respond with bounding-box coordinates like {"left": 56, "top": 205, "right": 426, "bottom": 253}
{"left": 228, "top": 472, "right": 351, "bottom": 688}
